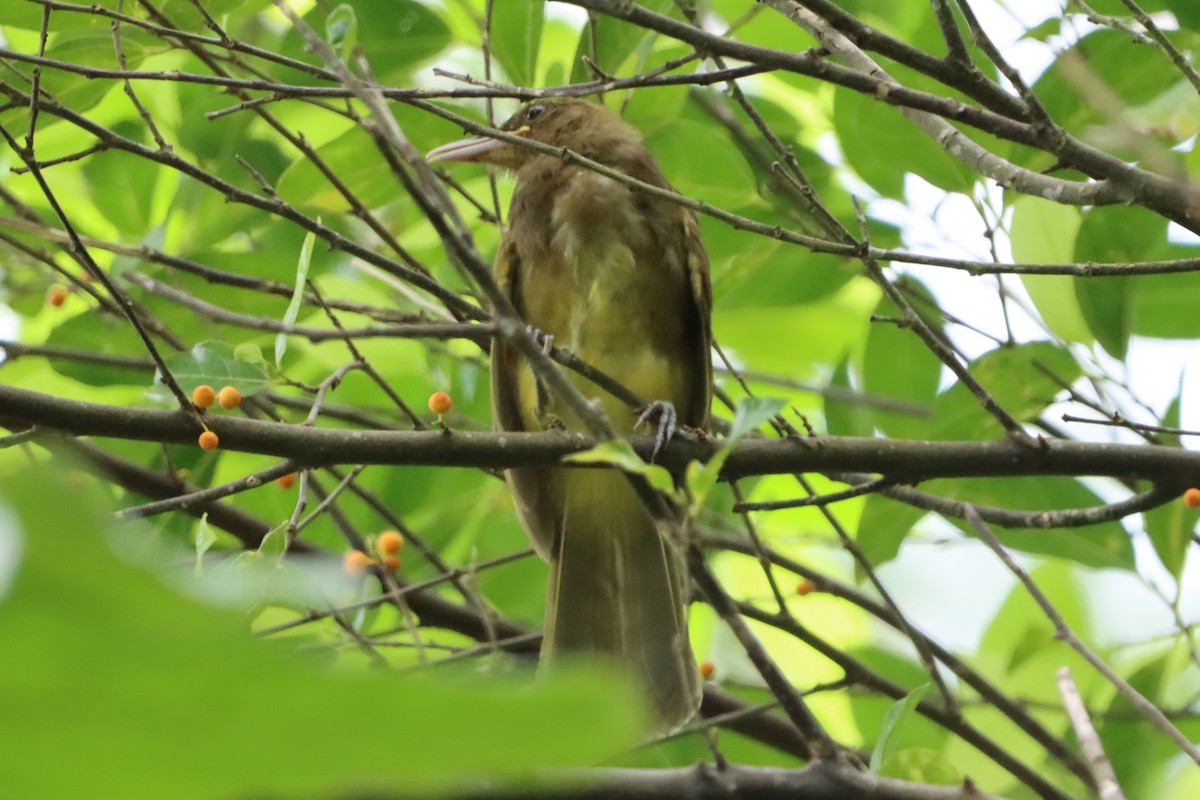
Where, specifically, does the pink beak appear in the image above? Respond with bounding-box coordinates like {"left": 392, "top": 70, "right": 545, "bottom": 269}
{"left": 426, "top": 135, "right": 507, "bottom": 164}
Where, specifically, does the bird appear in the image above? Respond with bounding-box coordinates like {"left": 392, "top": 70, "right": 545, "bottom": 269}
{"left": 427, "top": 98, "right": 712, "bottom": 732}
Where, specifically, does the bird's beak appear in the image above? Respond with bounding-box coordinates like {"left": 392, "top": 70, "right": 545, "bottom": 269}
{"left": 426, "top": 135, "right": 507, "bottom": 164}
{"left": 427, "top": 125, "right": 531, "bottom": 165}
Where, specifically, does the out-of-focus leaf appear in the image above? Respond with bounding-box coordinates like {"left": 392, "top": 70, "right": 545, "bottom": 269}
{"left": 856, "top": 495, "right": 925, "bottom": 569}
{"left": 0, "top": 466, "right": 643, "bottom": 800}
{"left": 567, "top": 0, "right": 675, "bottom": 84}
{"left": 862, "top": 281, "right": 942, "bottom": 439}
{"left": 44, "top": 312, "right": 154, "bottom": 387}
{"left": 645, "top": 119, "right": 759, "bottom": 208}
{"left": 932, "top": 476, "right": 1136, "bottom": 570}
{"left": 490, "top": 0, "right": 543, "bottom": 87}
{"left": 81, "top": 122, "right": 161, "bottom": 238}
{"left": 278, "top": 0, "right": 450, "bottom": 84}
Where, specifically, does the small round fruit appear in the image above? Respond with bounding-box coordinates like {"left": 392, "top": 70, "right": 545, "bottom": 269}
{"left": 1184, "top": 488, "right": 1200, "bottom": 508}
{"left": 217, "top": 386, "right": 241, "bottom": 410}
{"left": 377, "top": 530, "right": 403, "bottom": 555}
{"left": 343, "top": 550, "right": 374, "bottom": 575}
{"left": 192, "top": 385, "right": 216, "bottom": 409}
{"left": 699, "top": 660, "right": 716, "bottom": 680}
{"left": 46, "top": 287, "right": 67, "bottom": 307}
{"left": 796, "top": 579, "right": 815, "bottom": 596}
{"left": 275, "top": 473, "right": 295, "bottom": 490}
{"left": 198, "top": 430, "right": 219, "bottom": 451}
{"left": 381, "top": 554, "right": 400, "bottom": 572}
{"left": 428, "top": 391, "right": 452, "bottom": 416}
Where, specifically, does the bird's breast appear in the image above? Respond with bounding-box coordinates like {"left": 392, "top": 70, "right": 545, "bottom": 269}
{"left": 510, "top": 170, "right": 692, "bottom": 430}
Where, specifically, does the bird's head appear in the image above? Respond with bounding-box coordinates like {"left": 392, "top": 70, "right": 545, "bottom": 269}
{"left": 426, "top": 98, "right": 641, "bottom": 171}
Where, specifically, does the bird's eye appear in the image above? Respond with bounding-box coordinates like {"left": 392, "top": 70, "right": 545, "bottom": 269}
{"left": 526, "top": 104, "right": 545, "bottom": 121}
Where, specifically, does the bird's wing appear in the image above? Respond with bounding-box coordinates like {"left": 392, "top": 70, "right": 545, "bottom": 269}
{"left": 681, "top": 209, "right": 714, "bottom": 429}
{"left": 490, "top": 234, "right": 526, "bottom": 435}
{"left": 490, "top": 233, "right": 562, "bottom": 560}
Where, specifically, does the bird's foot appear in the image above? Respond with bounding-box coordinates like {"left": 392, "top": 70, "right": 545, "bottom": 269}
{"left": 543, "top": 413, "right": 566, "bottom": 431}
{"left": 636, "top": 401, "right": 678, "bottom": 463}
{"left": 526, "top": 325, "right": 555, "bottom": 355}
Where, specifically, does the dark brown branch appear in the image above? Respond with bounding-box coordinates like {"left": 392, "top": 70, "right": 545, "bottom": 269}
{"left": 436, "top": 760, "right": 1007, "bottom": 800}
{"left": 4, "top": 385, "right": 1200, "bottom": 484}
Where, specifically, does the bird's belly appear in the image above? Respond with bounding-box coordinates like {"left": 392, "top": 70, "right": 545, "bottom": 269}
{"left": 519, "top": 239, "right": 686, "bottom": 433}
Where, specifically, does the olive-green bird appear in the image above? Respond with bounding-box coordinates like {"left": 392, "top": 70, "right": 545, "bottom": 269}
{"left": 428, "top": 98, "right": 712, "bottom": 731}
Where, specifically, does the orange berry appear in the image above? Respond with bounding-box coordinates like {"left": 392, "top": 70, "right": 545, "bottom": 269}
{"left": 343, "top": 549, "right": 373, "bottom": 575}
{"left": 796, "top": 579, "right": 815, "bottom": 596}
{"left": 192, "top": 385, "right": 216, "bottom": 409}
{"left": 428, "top": 391, "right": 452, "bottom": 416}
{"left": 1184, "top": 488, "right": 1200, "bottom": 508}
{"left": 275, "top": 473, "right": 295, "bottom": 489}
{"left": 217, "top": 386, "right": 241, "bottom": 410}
{"left": 699, "top": 660, "right": 716, "bottom": 680}
{"left": 198, "top": 430, "right": 219, "bottom": 450}
{"left": 381, "top": 553, "right": 400, "bottom": 572}
{"left": 46, "top": 287, "right": 67, "bottom": 307}
{"left": 377, "top": 530, "right": 403, "bottom": 555}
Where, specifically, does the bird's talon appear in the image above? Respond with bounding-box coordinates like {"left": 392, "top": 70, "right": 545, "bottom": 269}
{"left": 526, "top": 325, "right": 555, "bottom": 354}
{"left": 637, "top": 401, "right": 679, "bottom": 463}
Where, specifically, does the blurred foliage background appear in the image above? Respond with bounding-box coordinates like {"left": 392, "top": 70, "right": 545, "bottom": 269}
{"left": 2, "top": 1, "right": 1200, "bottom": 798}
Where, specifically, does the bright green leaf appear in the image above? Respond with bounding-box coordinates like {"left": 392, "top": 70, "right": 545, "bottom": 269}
{"left": 276, "top": 228, "right": 316, "bottom": 369}
{"left": 563, "top": 439, "right": 678, "bottom": 498}
{"left": 870, "top": 684, "right": 930, "bottom": 772}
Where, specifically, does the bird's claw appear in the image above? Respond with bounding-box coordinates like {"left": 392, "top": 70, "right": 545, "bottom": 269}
{"left": 526, "top": 325, "right": 555, "bottom": 355}
{"left": 637, "top": 401, "right": 678, "bottom": 463}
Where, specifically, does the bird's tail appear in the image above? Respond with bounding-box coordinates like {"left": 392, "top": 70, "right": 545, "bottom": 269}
{"left": 542, "top": 470, "right": 701, "bottom": 733}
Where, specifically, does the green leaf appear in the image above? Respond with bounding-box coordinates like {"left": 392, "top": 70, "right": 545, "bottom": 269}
{"left": 933, "top": 476, "right": 1136, "bottom": 570}
{"left": 194, "top": 514, "right": 217, "bottom": 575}
{"left": 1129, "top": 257, "right": 1200, "bottom": 339}
{"left": 490, "top": 1, "right": 543, "bottom": 87}
{"left": 1009, "top": 196, "right": 1091, "bottom": 345}
{"left": 833, "top": 89, "right": 974, "bottom": 197}
{"left": 563, "top": 439, "right": 678, "bottom": 498}
{"left": 567, "top": 0, "right": 675, "bottom": 84}
{"left": 855, "top": 495, "right": 925, "bottom": 570}
{"left": 279, "top": 0, "right": 451, "bottom": 84}
{"left": 870, "top": 684, "right": 930, "bottom": 772}
{"left": 688, "top": 397, "right": 784, "bottom": 516}
{"left": 160, "top": 341, "right": 273, "bottom": 397}
{"left": 931, "top": 341, "right": 1079, "bottom": 440}
{"left": 258, "top": 521, "right": 289, "bottom": 564}
{"left": 729, "top": 397, "right": 787, "bottom": 442}
{"left": 276, "top": 228, "right": 316, "bottom": 369}
{"left": 1143, "top": 383, "right": 1195, "bottom": 579}
{"left": 645, "top": 119, "right": 759, "bottom": 208}
{"left": 1073, "top": 206, "right": 1168, "bottom": 359}
{"left": 0, "top": 466, "right": 642, "bottom": 799}
{"left": 1074, "top": 274, "right": 1131, "bottom": 360}
{"left": 44, "top": 312, "right": 154, "bottom": 387}
{"left": 325, "top": 4, "right": 358, "bottom": 62}
{"left": 862, "top": 282, "right": 943, "bottom": 438}
{"left": 80, "top": 122, "right": 162, "bottom": 238}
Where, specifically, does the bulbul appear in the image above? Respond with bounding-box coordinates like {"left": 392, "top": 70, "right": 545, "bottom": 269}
{"left": 428, "top": 98, "right": 712, "bottom": 731}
